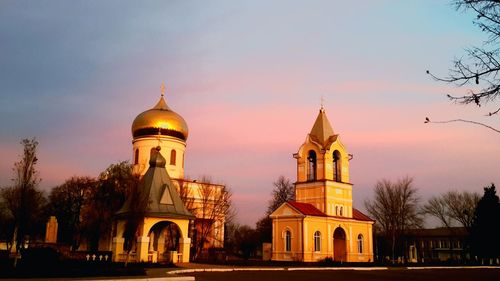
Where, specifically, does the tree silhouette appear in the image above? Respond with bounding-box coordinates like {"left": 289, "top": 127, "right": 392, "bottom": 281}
{"left": 192, "top": 176, "right": 232, "bottom": 258}
{"left": 0, "top": 138, "right": 46, "bottom": 266}
{"left": 121, "top": 173, "right": 144, "bottom": 266}
{"left": 422, "top": 190, "right": 480, "bottom": 230}
{"left": 422, "top": 190, "right": 480, "bottom": 260}
{"left": 427, "top": 1, "right": 500, "bottom": 133}
{"left": 255, "top": 176, "right": 295, "bottom": 244}
{"left": 365, "top": 176, "right": 422, "bottom": 263}
{"left": 47, "top": 176, "right": 97, "bottom": 250}
{"left": 80, "top": 161, "right": 132, "bottom": 251}
{"left": 470, "top": 183, "right": 500, "bottom": 261}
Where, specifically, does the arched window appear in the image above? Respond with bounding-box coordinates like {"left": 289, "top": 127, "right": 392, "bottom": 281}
{"left": 357, "top": 234, "right": 364, "bottom": 253}
{"left": 335, "top": 206, "right": 339, "bottom": 216}
{"left": 339, "top": 206, "right": 343, "bottom": 217}
{"left": 134, "top": 149, "right": 139, "bottom": 165}
{"left": 333, "top": 150, "right": 341, "bottom": 182}
{"left": 170, "top": 149, "right": 176, "bottom": 166}
{"left": 307, "top": 150, "right": 317, "bottom": 181}
{"left": 314, "top": 231, "right": 321, "bottom": 252}
{"left": 285, "top": 230, "right": 292, "bottom": 252}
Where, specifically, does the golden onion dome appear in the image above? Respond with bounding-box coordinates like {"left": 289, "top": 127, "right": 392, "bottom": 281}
{"left": 132, "top": 95, "right": 189, "bottom": 141}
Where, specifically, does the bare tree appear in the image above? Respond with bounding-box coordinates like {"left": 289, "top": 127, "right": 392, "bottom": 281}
{"left": 426, "top": 0, "right": 500, "bottom": 133}
{"left": 266, "top": 176, "right": 295, "bottom": 215}
{"left": 422, "top": 190, "right": 480, "bottom": 260}
{"left": 0, "top": 138, "right": 46, "bottom": 266}
{"left": 192, "top": 176, "right": 232, "bottom": 258}
{"left": 121, "top": 173, "right": 144, "bottom": 266}
{"left": 176, "top": 178, "right": 196, "bottom": 214}
{"left": 365, "top": 176, "right": 422, "bottom": 263}
{"left": 422, "top": 190, "right": 480, "bottom": 230}
{"left": 255, "top": 176, "right": 295, "bottom": 244}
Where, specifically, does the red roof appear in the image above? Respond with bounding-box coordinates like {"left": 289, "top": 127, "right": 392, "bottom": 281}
{"left": 286, "top": 201, "right": 374, "bottom": 222}
{"left": 287, "top": 201, "right": 327, "bottom": 217}
{"left": 352, "top": 208, "right": 374, "bottom": 221}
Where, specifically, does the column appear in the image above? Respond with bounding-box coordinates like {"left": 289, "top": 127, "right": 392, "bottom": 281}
{"left": 178, "top": 237, "right": 191, "bottom": 263}
{"left": 136, "top": 236, "right": 150, "bottom": 262}
{"left": 111, "top": 237, "right": 124, "bottom": 262}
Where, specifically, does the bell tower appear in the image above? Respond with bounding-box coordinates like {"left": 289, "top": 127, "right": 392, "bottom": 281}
{"left": 294, "top": 107, "right": 353, "bottom": 217}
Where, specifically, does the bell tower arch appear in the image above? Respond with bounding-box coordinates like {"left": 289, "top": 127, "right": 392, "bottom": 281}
{"left": 294, "top": 107, "right": 353, "bottom": 217}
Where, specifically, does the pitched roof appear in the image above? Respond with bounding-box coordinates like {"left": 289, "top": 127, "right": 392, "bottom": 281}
{"left": 286, "top": 201, "right": 374, "bottom": 222}
{"left": 287, "top": 201, "right": 327, "bottom": 217}
{"left": 116, "top": 147, "right": 194, "bottom": 220}
{"left": 352, "top": 208, "right": 374, "bottom": 221}
{"left": 309, "top": 108, "right": 335, "bottom": 146}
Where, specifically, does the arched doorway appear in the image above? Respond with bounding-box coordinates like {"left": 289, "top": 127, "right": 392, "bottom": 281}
{"left": 148, "top": 221, "right": 183, "bottom": 263}
{"left": 333, "top": 227, "right": 347, "bottom": 262}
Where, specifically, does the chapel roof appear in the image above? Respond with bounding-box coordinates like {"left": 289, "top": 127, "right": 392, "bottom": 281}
{"left": 116, "top": 147, "right": 194, "bottom": 219}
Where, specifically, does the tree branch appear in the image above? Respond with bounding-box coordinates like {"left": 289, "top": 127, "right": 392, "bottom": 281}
{"left": 425, "top": 117, "right": 500, "bottom": 134}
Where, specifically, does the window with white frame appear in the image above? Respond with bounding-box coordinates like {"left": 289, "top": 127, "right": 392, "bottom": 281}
{"left": 357, "top": 234, "right": 363, "bottom": 253}
{"left": 314, "top": 231, "right": 321, "bottom": 252}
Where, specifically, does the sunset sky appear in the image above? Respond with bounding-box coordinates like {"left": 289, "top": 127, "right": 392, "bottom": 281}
{"left": 1, "top": 0, "right": 499, "bottom": 226}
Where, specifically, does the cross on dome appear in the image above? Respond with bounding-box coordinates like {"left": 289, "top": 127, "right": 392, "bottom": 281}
{"left": 160, "top": 82, "right": 166, "bottom": 97}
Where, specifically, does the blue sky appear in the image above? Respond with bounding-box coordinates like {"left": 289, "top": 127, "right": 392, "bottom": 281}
{"left": 1, "top": 0, "right": 499, "bottom": 225}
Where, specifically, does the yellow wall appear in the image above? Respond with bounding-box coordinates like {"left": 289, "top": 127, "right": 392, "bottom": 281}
{"left": 295, "top": 136, "right": 353, "bottom": 217}
{"left": 112, "top": 216, "right": 191, "bottom": 263}
{"left": 132, "top": 136, "right": 186, "bottom": 178}
{"left": 271, "top": 110, "right": 374, "bottom": 263}
{"left": 271, "top": 205, "right": 374, "bottom": 262}
{"left": 295, "top": 137, "right": 350, "bottom": 184}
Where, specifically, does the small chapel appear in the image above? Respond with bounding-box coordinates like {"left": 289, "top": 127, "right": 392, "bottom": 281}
{"left": 111, "top": 85, "right": 227, "bottom": 263}
{"left": 270, "top": 107, "right": 374, "bottom": 262}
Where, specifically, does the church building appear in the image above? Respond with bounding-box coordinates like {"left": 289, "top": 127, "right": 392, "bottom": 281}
{"left": 112, "top": 85, "right": 227, "bottom": 263}
{"left": 270, "top": 107, "right": 374, "bottom": 262}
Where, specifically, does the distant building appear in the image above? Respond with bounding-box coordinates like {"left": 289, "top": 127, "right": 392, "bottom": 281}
{"left": 404, "top": 227, "right": 468, "bottom": 263}
{"left": 270, "top": 107, "right": 374, "bottom": 262}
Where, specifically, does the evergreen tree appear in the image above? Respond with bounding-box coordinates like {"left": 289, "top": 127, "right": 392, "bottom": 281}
{"left": 470, "top": 183, "right": 500, "bottom": 260}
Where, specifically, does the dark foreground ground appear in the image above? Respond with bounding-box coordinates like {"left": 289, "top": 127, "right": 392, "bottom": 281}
{"left": 187, "top": 268, "right": 500, "bottom": 281}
